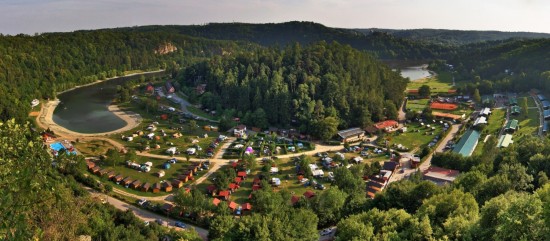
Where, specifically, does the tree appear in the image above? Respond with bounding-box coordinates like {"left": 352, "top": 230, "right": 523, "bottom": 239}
{"left": 417, "top": 189, "right": 479, "bottom": 240}
{"left": 521, "top": 97, "right": 529, "bottom": 118}
{"left": 473, "top": 88, "right": 481, "bottom": 103}
{"left": 313, "top": 116, "right": 339, "bottom": 141}
{"left": 312, "top": 187, "right": 347, "bottom": 227}
{"left": 418, "top": 85, "right": 431, "bottom": 98}
{"left": 333, "top": 167, "right": 363, "bottom": 195}
{"left": 209, "top": 215, "right": 235, "bottom": 240}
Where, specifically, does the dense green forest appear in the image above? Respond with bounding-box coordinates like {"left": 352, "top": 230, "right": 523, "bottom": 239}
{"left": 117, "top": 21, "right": 451, "bottom": 59}
{"left": 178, "top": 41, "right": 407, "bottom": 138}
{"left": 436, "top": 38, "right": 550, "bottom": 94}
{"left": 357, "top": 28, "right": 550, "bottom": 46}
{"left": 0, "top": 30, "right": 253, "bottom": 121}
{"left": 0, "top": 120, "right": 201, "bottom": 240}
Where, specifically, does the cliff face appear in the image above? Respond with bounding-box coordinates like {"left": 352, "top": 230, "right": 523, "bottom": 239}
{"left": 154, "top": 42, "right": 177, "bottom": 55}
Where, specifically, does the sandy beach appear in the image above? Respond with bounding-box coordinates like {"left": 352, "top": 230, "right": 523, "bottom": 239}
{"left": 36, "top": 99, "right": 142, "bottom": 139}
{"left": 34, "top": 71, "right": 166, "bottom": 139}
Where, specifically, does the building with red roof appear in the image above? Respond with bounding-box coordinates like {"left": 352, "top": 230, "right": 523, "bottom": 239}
{"left": 373, "top": 120, "right": 399, "bottom": 132}
{"left": 229, "top": 183, "right": 239, "bottom": 191}
{"left": 218, "top": 190, "right": 230, "bottom": 200}
{"left": 207, "top": 185, "right": 217, "bottom": 194}
{"left": 242, "top": 203, "right": 252, "bottom": 211}
{"left": 303, "top": 190, "right": 316, "bottom": 199}
{"left": 291, "top": 195, "right": 301, "bottom": 205}
{"left": 228, "top": 201, "right": 238, "bottom": 210}
{"left": 237, "top": 171, "right": 247, "bottom": 179}
{"left": 423, "top": 166, "right": 460, "bottom": 185}
{"left": 212, "top": 198, "right": 221, "bottom": 206}
{"left": 234, "top": 177, "right": 243, "bottom": 184}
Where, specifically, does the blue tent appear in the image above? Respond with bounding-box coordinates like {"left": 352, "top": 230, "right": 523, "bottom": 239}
{"left": 163, "top": 163, "right": 171, "bottom": 169}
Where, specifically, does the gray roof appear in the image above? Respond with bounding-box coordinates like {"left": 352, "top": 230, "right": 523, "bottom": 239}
{"left": 337, "top": 128, "right": 365, "bottom": 139}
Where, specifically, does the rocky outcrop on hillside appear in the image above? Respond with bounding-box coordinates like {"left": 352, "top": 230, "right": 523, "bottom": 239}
{"left": 154, "top": 42, "right": 177, "bottom": 55}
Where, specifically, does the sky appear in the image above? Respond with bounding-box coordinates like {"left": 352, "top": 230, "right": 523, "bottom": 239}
{"left": 1, "top": 0, "right": 549, "bottom": 35}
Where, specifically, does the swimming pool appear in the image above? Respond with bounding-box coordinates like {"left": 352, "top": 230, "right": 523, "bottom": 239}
{"left": 49, "top": 142, "right": 77, "bottom": 155}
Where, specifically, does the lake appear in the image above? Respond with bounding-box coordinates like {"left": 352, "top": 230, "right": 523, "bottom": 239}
{"left": 399, "top": 65, "right": 432, "bottom": 81}
{"left": 53, "top": 71, "right": 164, "bottom": 133}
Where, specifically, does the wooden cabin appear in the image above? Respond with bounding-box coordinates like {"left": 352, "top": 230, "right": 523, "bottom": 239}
{"left": 141, "top": 182, "right": 151, "bottom": 192}
{"left": 152, "top": 183, "right": 161, "bottom": 193}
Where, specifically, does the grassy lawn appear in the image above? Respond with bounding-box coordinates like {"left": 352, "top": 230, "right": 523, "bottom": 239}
{"left": 74, "top": 140, "right": 117, "bottom": 156}
{"left": 187, "top": 105, "right": 219, "bottom": 121}
{"left": 91, "top": 155, "right": 207, "bottom": 195}
{"left": 484, "top": 109, "right": 506, "bottom": 136}
{"left": 407, "top": 71, "right": 454, "bottom": 93}
{"left": 515, "top": 107, "right": 540, "bottom": 140}
{"left": 406, "top": 99, "right": 429, "bottom": 112}
{"left": 386, "top": 122, "right": 443, "bottom": 151}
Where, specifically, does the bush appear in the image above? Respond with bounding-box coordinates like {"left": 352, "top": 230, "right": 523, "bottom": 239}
{"left": 325, "top": 140, "right": 341, "bottom": 146}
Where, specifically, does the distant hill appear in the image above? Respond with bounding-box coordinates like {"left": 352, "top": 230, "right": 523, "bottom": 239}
{"left": 355, "top": 28, "right": 550, "bottom": 45}
{"left": 115, "top": 21, "right": 450, "bottom": 59}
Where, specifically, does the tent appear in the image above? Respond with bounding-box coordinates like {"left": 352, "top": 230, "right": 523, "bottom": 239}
{"left": 162, "top": 163, "right": 171, "bottom": 169}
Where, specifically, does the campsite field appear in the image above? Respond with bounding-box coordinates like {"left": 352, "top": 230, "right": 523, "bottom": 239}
{"left": 515, "top": 107, "right": 540, "bottom": 140}
{"left": 406, "top": 99, "right": 429, "bottom": 112}
{"left": 386, "top": 122, "right": 444, "bottom": 151}
{"left": 484, "top": 109, "right": 506, "bottom": 135}
{"left": 74, "top": 139, "right": 117, "bottom": 156}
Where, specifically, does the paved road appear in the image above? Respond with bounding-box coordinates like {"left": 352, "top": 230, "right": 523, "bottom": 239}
{"left": 88, "top": 188, "right": 209, "bottom": 240}
{"left": 389, "top": 124, "right": 461, "bottom": 183}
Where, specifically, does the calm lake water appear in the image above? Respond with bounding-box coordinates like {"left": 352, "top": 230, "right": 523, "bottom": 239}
{"left": 53, "top": 72, "right": 164, "bottom": 133}
{"left": 399, "top": 66, "right": 432, "bottom": 81}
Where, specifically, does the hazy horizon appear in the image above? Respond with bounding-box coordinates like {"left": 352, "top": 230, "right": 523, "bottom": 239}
{"left": 1, "top": 0, "right": 550, "bottom": 35}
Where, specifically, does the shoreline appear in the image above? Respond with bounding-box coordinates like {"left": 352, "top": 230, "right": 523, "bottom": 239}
{"left": 57, "top": 69, "right": 165, "bottom": 95}
{"left": 36, "top": 70, "right": 165, "bottom": 138}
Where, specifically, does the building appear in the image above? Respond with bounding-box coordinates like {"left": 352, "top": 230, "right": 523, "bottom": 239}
{"left": 497, "top": 134, "right": 514, "bottom": 148}
{"left": 505, "top": 119, "right": 519, "bottom": 133}
{"left": 509, "top": 97, "right": 518, "bottom": 106}
{"left": 544, "top": 121, "right": 550, "bottom": 134}
{"left": 538, "top": 94, "right": 547, "bottom": 102}
{"left": 545, "top": 110, "right": 550, "bottom": 120}
{"left": 422, "top": 166, "right": 460, "bottom": 185}
{"left": 165, "top": 81, "right": 175, "bottom": 94}
{"left": 141, "top": 183, "right": 151, "bottom": 192}
{"left": 452, "top": 129, "right": 480, "bottom": 157}
{"left": 480, "top": 107, "right": 492, "bottom": 116}
{"left": 473, "top": 116, "right": 487, "bottom": 126}
{"left": 511, "top": 106, "right": 521, "bottom": 115}
{"left": 233, "top": 125, "right": 247, "bottom": 137}
{"left": 543, "top": 100, "right": 550, "bottom": 110}
{"left": 337, "top": 127, "right": 365, "bottom": 142}
{"left": 373, "top": 120, "right": 399, "bottom": 133}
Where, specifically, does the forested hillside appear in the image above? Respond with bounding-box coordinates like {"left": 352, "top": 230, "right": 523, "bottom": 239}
{"left": 118, "top": 21, "right": 451, "bottom": 59}
{"left": 443, "top": 38, "right": 550, "bottom": 93}
{"left": 0, "top": 30, "right": 252, "bottom": 121}
{"left": 357, "top": 28, "right": 550, "bottom": 45}
{"left": 178, "top": 41, "right": 408, "bottom": 138}
{"left": 0, "top": 120, "right": 201, "bottom": 240}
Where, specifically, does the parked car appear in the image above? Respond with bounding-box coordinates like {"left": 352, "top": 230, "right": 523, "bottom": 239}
{"left": 143, "top": 221, "right": 150, "bottom": 226}
{"left": 174, "top": 221, "right": 187, "bottom": 228}
{"left": 137, "top": 199, "right": 147, "bottom": 206}
{"left": 155, "top": 219, "right": 166, "bottom": 226}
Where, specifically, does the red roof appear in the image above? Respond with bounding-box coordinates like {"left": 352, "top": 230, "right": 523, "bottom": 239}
{"left": 218, "top": 190, "right": 230, "bottom": 197}
{"left": 423, "top": 166, "right": 460, "bottom": 177}
{"left": 252, "top": 185, "right": 261, "bottom": 191}
{"left": 374, "top": 120, "right": 398, "bottom": 130}
{"left": 212, "top": 198, "right": 221, "bottom": 206}
{"left": 408, "top": 89, "right": 419, "bottom": 93}
{"left": 229, "top": 183, "right": 239, "bottom": 190}
{"left": 253, "top": 177, "right": 261, "bottom": 184}
{"left": 303, "top": 190, "right": 316, "bottom": 199}
{"left": 448, "top": 89, "right": 457, "bottom": 93}
{"left": 228, "top": 201, "right": 238, "bottom": 210}
{"left": 291, "top": 195, "right": 300, "bottom": 205}
{"left": 242, "top": 203, "right": 252, "bottom": 211}
{"left": 234, "top": 177, "right": 243, "bottom": 183}
{"left": 231, "top": 162, "right": 238, "bottom": 168}
{"left": 207, "top": 185, "right": 217, "bottom": 193}
{"left": 237, "top": 171, "right": 247, "bottom": 177}
{"left": 430, "top": 102, "right": 458, "bottom": 110}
